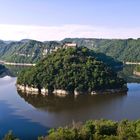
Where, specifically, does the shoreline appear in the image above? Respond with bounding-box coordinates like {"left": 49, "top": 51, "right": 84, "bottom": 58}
{"left": 0, "top": 59, "right": 140, "bottom": 66}
{"left": 17, "top": 84, "right": 128, "bottom": 97}
{"left": 125, "top": 62, "right": 140, "bottom": 65}
{"left": 0, "top": 60, "right": 35, "bottom": 66}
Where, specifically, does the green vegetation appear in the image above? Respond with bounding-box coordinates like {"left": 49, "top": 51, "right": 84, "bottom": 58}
{"left": 0, "top": 38, "right": 140, "bottom": 63}
{"left": 135, "top": 65, "right": 140, "bottom": 72}
{"left": 3, "top": 119, "right": 140, "bottom": 140}
{"left": 17, "top": 47, "right": 126, "bottom": 94}
{"left": 2, "top": 131, "right": 19, "bottom": 140}
{"left": 63, "top": 38, "right": 140, "bottom": 62}
{"left": 38, "top": 119, "right": 140, "bottom": 140}
{"left": 0, "top": 39, "right": 61, "bottom": 63}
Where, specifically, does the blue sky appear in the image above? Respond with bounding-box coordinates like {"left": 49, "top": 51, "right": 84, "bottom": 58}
{"left": 0, "top": 0, "right": 140, "bottom": 41}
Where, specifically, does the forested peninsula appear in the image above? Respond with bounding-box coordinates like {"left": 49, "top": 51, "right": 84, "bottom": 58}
{"left": 17, "top": 47, "right": 127, "bottom": 96}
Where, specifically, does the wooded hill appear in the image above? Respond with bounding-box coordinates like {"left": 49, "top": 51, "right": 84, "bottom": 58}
{"left": 17, "top": 47, "right": 126, "bottom": 94}
{"left": 0, "top": 38, "right": 140, "bottom": 63}
{"left": 63, "top": 38, "right": 140, "bottom": 62}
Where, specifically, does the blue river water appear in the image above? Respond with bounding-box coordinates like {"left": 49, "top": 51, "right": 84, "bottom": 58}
{"left": 0, "top": 75, "right": 140, "bottom": 139}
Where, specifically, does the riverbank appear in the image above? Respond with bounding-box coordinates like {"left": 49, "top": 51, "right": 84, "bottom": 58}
{"left": 17, "top": 84, "right": 128, "bottom": 97}
{"left": 1, "top": 59, "right": 140, "bottom": 66}
{"left": 0, "top": 60, "right": 35, "bottom": 66}
{"left": 125, "top": 62, "right": 140, "bottom": 65}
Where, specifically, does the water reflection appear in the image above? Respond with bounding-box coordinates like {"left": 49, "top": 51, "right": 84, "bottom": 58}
{"left": 16, "top": 85, "right": 140, "bottom": 128}
{"left": 0, "top": 65, "right": 12, "bottom": 78}
{"left": 5, "top": 65, "right": 31, "bottom": 77}
{"left": 18, "top": 91, "right": 127, "bottom": 114}
{"left": 0, "top": 65, "right": 24, "bottom": 77}
{"left": 118, "top": 65, "right": 140, "bottom": 83}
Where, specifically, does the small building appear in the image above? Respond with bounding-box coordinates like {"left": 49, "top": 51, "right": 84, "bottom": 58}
{"left": 63, "top": 42, "right": 77, "bottom": 49}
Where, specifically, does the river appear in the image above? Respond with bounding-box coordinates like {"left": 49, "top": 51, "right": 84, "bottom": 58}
{"left": 0, "top": 65, "right": 140, "bottom": 140}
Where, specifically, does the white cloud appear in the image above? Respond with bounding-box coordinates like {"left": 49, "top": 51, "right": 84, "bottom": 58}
{"left": 0, "top": 24, "right": 139, "bottom": 41}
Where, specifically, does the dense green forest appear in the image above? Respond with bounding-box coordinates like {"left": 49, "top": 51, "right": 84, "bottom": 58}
{"left": 40, "top": 119, "right": 140, "bottom": 140}
{"left": 3, "top": 119, "right": 140, "bottom": 140}
{"left": 17, "top": 48, "right": 126, "bottom": 94}
{"left": 0, "top": 38, "right": 140, "bottom": 63}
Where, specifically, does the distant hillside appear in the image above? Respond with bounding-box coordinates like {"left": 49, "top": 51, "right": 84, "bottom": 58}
{"left": 0, "top": 39, "right": 61, "bottom": 63}
{"left": 63, "top": 38, "right": 140, "bottom": 62}
{"left": 0, "top": 38, "right": 140, "bottom": 63}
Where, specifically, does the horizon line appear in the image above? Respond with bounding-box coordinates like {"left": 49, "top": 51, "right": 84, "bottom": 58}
{"left": 1, "top": 37, "right": 140, "bottom": 42}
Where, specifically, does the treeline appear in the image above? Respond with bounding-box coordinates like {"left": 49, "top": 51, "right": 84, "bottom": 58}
{"left": 17, "top": 48, "right": 126, "bottom": 94}
{"left": 39, "top": 119, "right": 140, "bottom": 140}
{"left": 3, "top": 119, "right": 140, "bottom": 140}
